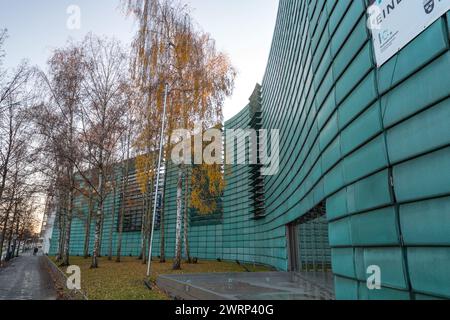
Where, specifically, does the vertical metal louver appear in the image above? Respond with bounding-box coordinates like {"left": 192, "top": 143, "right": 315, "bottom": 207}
{"left": 298, "top": 202, "right": 331, "bottom": 272}
{"left": 248, "top": 84, "right": 266, "bottom": 219}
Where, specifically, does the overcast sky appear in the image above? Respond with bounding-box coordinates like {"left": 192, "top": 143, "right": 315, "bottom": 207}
{"left": 0, "top": 0, "right": 279, "bottom": 120}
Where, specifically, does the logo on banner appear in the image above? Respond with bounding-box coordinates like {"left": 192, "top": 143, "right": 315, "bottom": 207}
{"left": 424, "top": 0, "right": 435, "bottom": 14}
{"left": 368, "top": 0, "right": 450, "bottom": 67}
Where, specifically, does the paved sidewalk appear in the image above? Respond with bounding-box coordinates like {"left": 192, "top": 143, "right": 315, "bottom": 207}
{"left": 0, "top": 251, "right": 57, "bottom": 300}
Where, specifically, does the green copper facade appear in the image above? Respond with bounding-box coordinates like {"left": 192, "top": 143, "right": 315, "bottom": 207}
{"left": 50, "top": 0, "right": 450, "bottom": 299}
{"left": 253, "top": 0, "right": 449, "bottom": 300}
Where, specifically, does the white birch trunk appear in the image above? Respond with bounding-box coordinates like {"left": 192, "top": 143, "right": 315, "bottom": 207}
{"left": 91, "top": 168, "right": 104, "bottom": 268}
{"left": 62, "top": 189, "right": 74, "bottom": 266}
{"left": 173, "top": 168, "right": 183, "bottom": 270}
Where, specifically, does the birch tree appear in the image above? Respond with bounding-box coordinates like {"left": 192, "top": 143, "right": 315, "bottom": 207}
{"left": 80, "top": 34, "right": 131, "bottom": 269}
{"left": 0, "top": 41, "right": 33, "bottom": 205}
{"left": 125, "top": 0, "right": 235, "bottom": 270}
{"left": 32, "top": 43, "right": 86, "bottom": 266}
{"left": 0, "top": 31, "right": 37, "bottom": 262}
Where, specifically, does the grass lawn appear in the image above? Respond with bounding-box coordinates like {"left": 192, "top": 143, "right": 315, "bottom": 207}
{"left": 51, "top": 256, "right": 271, "bottom": 300}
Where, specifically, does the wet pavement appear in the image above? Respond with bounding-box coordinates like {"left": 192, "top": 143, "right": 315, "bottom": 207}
{"left": 157, "top": 271, "right": 335, "bottom": 300}
{"left": 0, "top": 251, "right": 57, "bottom": 300}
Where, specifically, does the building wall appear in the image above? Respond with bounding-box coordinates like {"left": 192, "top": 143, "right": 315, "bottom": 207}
{"left": 50, "top": 0, "right": 450, "bottom": 300}
{"left": 255, "top": 0, "right": 450, "bottom": 300}
{"left": 49, "top": 165, "right": 223, "bottom": 261}
{"left": 151, "top": 162, "right": 224, "bottom": 260}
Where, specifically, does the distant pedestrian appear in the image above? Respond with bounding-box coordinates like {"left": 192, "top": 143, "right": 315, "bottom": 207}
{"left": 33, "top": 247, "right": 38, "bottom": 256}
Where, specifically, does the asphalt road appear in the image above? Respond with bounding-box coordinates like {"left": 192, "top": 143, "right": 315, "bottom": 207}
{"left": 0, "top": 251, "right": 57, "bottom": 300}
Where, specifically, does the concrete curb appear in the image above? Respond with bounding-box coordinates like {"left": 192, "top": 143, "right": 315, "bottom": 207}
{"left": 43, "top": 256, "right": 88, "bottom": 300}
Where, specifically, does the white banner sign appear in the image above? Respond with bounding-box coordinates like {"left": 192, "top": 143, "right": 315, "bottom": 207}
{"left": 368, "top": 0, "right": 450, "bottom": 67}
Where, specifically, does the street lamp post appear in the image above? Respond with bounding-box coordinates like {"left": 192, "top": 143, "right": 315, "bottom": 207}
{"left": 146, "top": 82, "right": 169, "bottom": 279}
